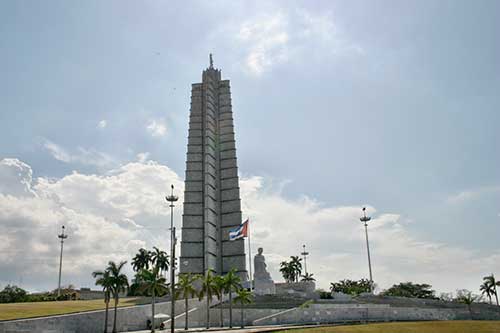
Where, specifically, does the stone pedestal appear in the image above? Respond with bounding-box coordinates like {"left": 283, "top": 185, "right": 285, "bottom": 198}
{"left": 275, "top": 281, "right": 316, "bottom": 298}
{"left": 254, "top": 279, "right": 276, "bottom": 295}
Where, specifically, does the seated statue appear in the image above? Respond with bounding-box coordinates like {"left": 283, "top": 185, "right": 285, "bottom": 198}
{"left": 253, "top": 247, "right": 275, "bottom": 295}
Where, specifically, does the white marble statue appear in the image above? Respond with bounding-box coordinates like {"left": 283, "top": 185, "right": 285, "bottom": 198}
{"left": 253, "top": 247, "right": 276, "bottom": 295}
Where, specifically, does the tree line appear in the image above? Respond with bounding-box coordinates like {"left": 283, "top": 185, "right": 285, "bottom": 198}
{"left": 93, "top": 247, "right": 253, "bottom": 333}
{"left": 0, "top": 284, "right": 80, "bottom": 303}
{"left": 326, "top": 275, "right": 500, "bottom": 307}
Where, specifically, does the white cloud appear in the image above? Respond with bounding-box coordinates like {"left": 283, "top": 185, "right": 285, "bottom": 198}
{"left": 215, "top": 7, "right": 363, "bottom": 76}
{"left": 0, "top": 158, "right": 182, "bottom": 291}
{"left": 146, "top": 119, "right": 167, "bottom": 137}
{"left": 237, "top": 12, "right": 289, "bottom": 75}
{"left": 136, "top": 152, "right": 150, "bottom": 163}
{"left": 1, "top": 158, "right": 498, "bottom": 295}
{"left": 0, "top": 158, "right": 37, "bottom": 197}
{"left": 43, "top": 140, "right": 72, "bottom": 163}
{"left": 97, "top": 120, "right": 107, "bottom": 129}
{"left": 446, "top": 185, "right": 500, "bottom": 204}
{"left": 42, "top": 139, "right": 117, "bottom": 169}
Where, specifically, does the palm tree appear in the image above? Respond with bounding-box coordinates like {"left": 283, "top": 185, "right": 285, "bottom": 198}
{"left": 234, "top": 288, "right": 253, "bottom": 328}
{"left": 150, "top": 247, "right": 169, "bottom": 277}
{"left": 456, "top": 290, "right": 480, "bottom": 319}
{"left": 132, "top": 248, "right": 152, "bottom": 272}
{"left": 483, "top": 274, "right": 500, "bottom": 306}
{"left": 138, "top": 267, "right": 169, "bottom": 333}
{"left": 223, "top": 269, "right": 242, "bottom": 328}
{"left": 480, "top": 281, "right": 494, "bottom": 305}
{"left": 198, "top": 270, "right": 219, "bottom": 329}
{"left": 301, "top": 273, "right": 316, "bottom": 282}
{"left": 213, "top": 275, "right": 226, "bottom": 327}
{"left": 279, "top": 261, "right": 294, "bottom": 283}
{"left": 92, "top": 269, "right": 113, "bottom": 333}
{"left": 107, "top": 261, "right": 129, "bottom": 333}
{"left": 289, "top": 256, "right": 302, "bottom": 282}
{"left": 175, "top": 273, "right": 200, "bottom": 330}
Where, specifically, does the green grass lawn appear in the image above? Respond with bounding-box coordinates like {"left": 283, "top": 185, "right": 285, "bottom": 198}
{"left": 0, "top": 297, "right": 149, "bottom": 321}
{"left": 281, "top": 321, "right": 500, "bottom": 333}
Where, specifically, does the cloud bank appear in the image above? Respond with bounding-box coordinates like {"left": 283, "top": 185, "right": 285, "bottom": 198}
{"left": 0, "top": 158, "right": 497, "bottom": 293}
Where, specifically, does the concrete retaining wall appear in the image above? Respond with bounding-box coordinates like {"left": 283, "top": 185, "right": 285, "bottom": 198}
{"left": 171, "top": 307, "right": 283, "bottom": 328}
{"left": 250, "top": 303, "right": 500, "bottom": 326}
{"left": 2, "top": 299, "right": 500, "bottom": 332}
{"left": 0, "top": 296, "right": 215, "bottom": 333}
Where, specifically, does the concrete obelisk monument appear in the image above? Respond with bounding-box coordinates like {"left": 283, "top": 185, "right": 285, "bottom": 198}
{"left": 180, "top": 55, "right": 247, "bottom": 280}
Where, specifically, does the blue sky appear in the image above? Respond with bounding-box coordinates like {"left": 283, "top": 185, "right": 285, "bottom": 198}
{"left": 0, "top": 0, "right": 499, "bottom": 293}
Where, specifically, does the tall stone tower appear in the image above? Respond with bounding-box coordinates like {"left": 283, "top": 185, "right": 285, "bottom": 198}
{"left": 180, "top": 56, "right": 247, "bottom": 279}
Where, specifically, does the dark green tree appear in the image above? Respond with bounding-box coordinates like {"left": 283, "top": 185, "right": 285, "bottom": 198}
{"left": 92, "top": 269, "right": 113, "bottom": 333}
{"left": 483, "top": 274, "right": 500, "bottom": 306}
{"left": 330, "top": 279, "right": 372, "bottom": 296}
{"left": 198, "top": 270, "right": 220, "bottom": 329}
{"left": 138, "top": 267, "right": 169, "bottom": 333}
{"left": 132, "top": 248, "right": 152, "bottom": 272}
{"left": 107, "top": 261, "right": 129, "bottom": 333}
{"left": 381, "top": 282, "right": 436, "bottom": 299}
{"left": 480, "top": 280, "right": 495, "bottom": 305}
{"left": 456, "top": 289, "right": 481, "bottom": 319}
{"left": 279, "top": 261, "right": 294, "bottom": 283}
{"left": 0, "top": 285, "right": 27, "bottom": 303}
{"left": 213, "top": 275, "right": 226, "bottom": 327}
{"left": 223, "top": 269, "right": 242, "bottom": 328}
{"left": 150, "top": 247, "right": 169, "bottom": 277}
{"left": 289, "top": 256, "right": 303, "bottom": 282}
{"left": 175, "top": 273, "right": 200, "bottom": 330}
{"left": 234, "top": 288, "right": 253, "bottom": 328}
{"left": 301, "top": 273, "right": 316, "bottom": 282}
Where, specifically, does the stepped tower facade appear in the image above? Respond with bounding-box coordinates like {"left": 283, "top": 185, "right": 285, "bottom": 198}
{"left": 179, "top": 56, "right": 247, "bottom": 279}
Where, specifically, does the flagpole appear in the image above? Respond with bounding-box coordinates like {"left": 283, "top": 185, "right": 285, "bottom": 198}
{"left": 247, "top": 218, "right": 253, "bottom": 290}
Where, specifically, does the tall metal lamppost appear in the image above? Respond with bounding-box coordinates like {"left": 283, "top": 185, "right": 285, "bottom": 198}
{"left": 57, "top": 225, "right": 68, "bottom": 297}
{"left": 165, "top": 185, "right": 178, "bottom": 333}
{"left": 360, "top": 207, "right": 374, "bottom": 293}
{"left": 301, "top": 244, "right": 309, "bottom": 276}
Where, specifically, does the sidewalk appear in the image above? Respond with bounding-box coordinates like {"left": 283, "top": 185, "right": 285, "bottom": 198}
{"left": 127, "top": 323, "right": 335, "bottom": 333}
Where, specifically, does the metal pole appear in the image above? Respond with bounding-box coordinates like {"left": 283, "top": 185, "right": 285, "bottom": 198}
{"left": 166, "top": 185, "right": 178, "bottom": 333}
{"left": 247, "top": 219, "right": 252, "bottom": 289}
{"left": 57, "top": 226, "right": 68, "bottom": 297}
{"left": 360, "top": 207, "right": 373, "bottom": 293}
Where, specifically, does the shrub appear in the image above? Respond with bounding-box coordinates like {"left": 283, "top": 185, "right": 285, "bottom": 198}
{"left": 381, "top": 282, "right": 436, "bottom": 299}
{"left": 330, "top": 279, "right": 371, "bottom": 296}
{"left": 0, "top": 285, "right": 28, "bottom": 303}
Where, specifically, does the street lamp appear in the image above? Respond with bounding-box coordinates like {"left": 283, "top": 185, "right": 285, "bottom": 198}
{"left": 301, "top": 244, "right": 309, "bottom": 276}
{"left": 57, "top": 225, "right": 68, "bottom": 298}
{"left": 360, "top": 207, "right": 374, "bottom": 293}
{"left": 165, "top": 185, "right": 178, "bottom": 333}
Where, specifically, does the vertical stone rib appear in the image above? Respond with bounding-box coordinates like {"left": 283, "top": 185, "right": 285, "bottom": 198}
{"left": 180, "top": 83, "right": 204, "bottom": 274}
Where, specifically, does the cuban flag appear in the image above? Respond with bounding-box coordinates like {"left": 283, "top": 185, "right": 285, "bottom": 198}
{"left": 229, "top": 219, "right": 248, "bottom": 241}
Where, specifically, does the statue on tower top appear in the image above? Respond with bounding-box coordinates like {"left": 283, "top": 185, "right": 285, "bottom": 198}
{"left": 209, "top": 53, "right": 214, "bottom": 69}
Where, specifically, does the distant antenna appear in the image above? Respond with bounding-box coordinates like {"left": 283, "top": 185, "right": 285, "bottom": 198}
{"left": 209, "top": 53, "right": 214, "bottom": 68}
{"left": 301, "top": 244, "right": 310, "bottom": 275}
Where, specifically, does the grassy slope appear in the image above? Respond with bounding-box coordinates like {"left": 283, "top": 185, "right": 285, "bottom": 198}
{"left": 0, "top": 297, "right": 148, "bottom": 321}
{"left": 280, "top": 321, "right": 500, "bottom": 333}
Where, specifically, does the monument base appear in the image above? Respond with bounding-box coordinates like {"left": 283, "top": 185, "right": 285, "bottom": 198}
{"left": 254, "top": 279, "right": 276, "bottom": 295}
{"left": 275, "top": 281, "right": 316, "bottom": 298}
